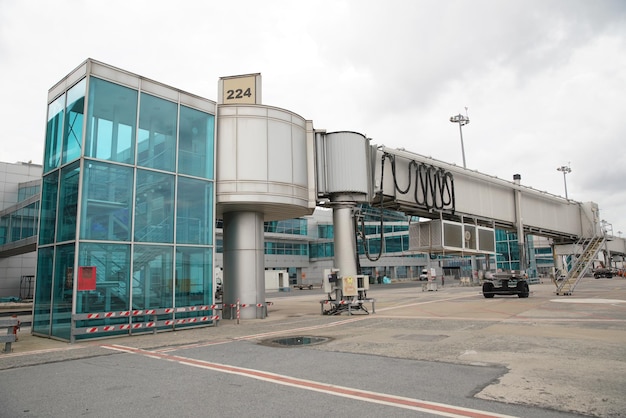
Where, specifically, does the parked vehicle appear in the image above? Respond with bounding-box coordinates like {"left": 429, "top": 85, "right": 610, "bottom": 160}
{"left": 594, "top": 268, "right": 613, "bottom": 279}
{"left": 482, "top": 271, "right": 529, "bottom": 298}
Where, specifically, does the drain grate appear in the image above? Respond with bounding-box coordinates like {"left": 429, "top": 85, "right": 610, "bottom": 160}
{"left": 264, "top": 336, "right": 330, "bottom": 347}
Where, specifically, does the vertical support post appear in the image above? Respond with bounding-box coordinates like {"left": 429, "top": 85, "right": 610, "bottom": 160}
{"left": 222, "top": 211, "right": 265, "bottom": 320}
{"left": 513, "top": 174, "right": 526, "bottom": 274}
{"left": 332, "top": 200, "right": 358, "bottom": 278}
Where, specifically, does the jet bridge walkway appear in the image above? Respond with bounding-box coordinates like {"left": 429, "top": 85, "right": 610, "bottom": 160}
{"left": 370, "top": 146, "right": 626, "bottom": 294}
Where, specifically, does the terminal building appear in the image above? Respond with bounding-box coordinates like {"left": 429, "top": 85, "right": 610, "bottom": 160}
{"left": 2, "top": 59, "right": 622, "bottom": 342}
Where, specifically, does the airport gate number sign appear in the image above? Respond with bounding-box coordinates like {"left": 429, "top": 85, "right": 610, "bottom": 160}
{"left": 223, "top": 75, "right": 256, "bottom": 104}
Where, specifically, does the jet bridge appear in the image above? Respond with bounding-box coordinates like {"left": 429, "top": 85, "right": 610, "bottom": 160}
{"left": 372, "top": 146, "right": 599, "bottom": 242}
{"left": 315, "top": 134, "right": 620, "bottom": 296}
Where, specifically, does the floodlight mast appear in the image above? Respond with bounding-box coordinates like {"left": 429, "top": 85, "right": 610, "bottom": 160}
{"left": 449, "top": 109, "right": 470, "bottom": 168}
{"left": 556, "top": 163, "right": 572, "bottom": 199}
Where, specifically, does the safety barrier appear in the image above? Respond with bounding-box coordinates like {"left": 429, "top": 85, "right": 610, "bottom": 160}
{"left": 222, "top": 300, "right": 274, "bottom": 323}
{"left": 71, "top": 305, "right": 221, "bottom": 342}
{"left": 1, "top": 316, "right": 20, "bottom": 353}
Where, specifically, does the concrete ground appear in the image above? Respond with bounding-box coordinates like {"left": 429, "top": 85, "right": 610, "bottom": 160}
{"left": 2, "top": 277, "right": 625, "bottom": 417}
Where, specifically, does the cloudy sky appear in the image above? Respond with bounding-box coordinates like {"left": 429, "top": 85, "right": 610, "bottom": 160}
{"left": 1, "top": 0, "right": 625, "bottom": 234}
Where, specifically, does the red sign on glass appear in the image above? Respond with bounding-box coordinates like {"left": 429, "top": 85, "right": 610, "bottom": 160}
{"left": 78, "top": 266, "right": 97, "bottom": 291}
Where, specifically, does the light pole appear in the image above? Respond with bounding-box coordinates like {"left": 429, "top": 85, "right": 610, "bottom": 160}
{"left": 449, "top": 109, "right": 470, "bottom": 168}
{"left": 556, "top": 164, "right": 572, "bottom": 199}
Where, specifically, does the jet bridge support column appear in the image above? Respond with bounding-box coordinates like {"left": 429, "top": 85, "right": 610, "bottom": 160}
{"left": 222, "top": 211, "right": 265, "bottom": 320}
{"left": 315, "top": 130, "right": 372, "bottom": 279}
{"left": 332, "top": 197, "right": 358, "bottom": 278}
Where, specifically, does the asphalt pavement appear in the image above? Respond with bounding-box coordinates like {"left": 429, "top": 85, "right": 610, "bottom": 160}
{"left": 1, "top": 278, "right": 625, "bottom": 417}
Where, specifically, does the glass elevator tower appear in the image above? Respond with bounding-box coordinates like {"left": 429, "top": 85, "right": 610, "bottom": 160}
{"left": 33, "top": 59, "right": 216, "bottom": 341}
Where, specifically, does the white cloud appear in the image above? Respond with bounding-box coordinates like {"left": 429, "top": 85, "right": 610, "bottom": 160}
{"left": 1, "top": 0, "right": 625, "bottom": 233}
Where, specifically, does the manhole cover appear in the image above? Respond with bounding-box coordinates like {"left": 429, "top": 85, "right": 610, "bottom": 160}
{"left": 263, "top": 336, "right": 330, "bottom": 347}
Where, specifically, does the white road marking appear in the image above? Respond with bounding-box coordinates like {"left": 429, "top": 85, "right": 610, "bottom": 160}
{"left": 550, "top": 298, "right": 626, "bottom": 304}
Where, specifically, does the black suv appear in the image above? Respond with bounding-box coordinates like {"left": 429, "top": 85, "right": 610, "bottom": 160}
{"left": 594, "top": 268, "right": 613, "bottom": 279}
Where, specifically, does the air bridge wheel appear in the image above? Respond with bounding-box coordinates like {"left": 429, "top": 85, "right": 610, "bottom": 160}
{"left": 517, "top": 281, "right": 530, "bottom": 298}
{"left": 482, "top": 282, "right": 495, "bottom": 298}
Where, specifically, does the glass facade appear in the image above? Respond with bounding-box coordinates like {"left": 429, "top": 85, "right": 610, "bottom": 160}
{"left": 80, "top": 162, "right": 133, "bottom": 241}
{"left": 34, "top": 68, "right": 216, "bottom": 341}
{"left": 0, "top": 181, "right": 40, "bottom": 245}
{"left": 56, "top": 162, "right": 80, "bottom": 243}
{"left": 62, "top": 79, "right": 86, "bottom": 165}
{"left": 85, "top": 78, "right": 137, "bottom": 164}
{"left": 17, "top": 182, "right": 41, "bottom": 201}
{"left": 496, "top": 230, "right": 519, "bottom": 270}
{"left": 264, "top": 218, "right": 307, "bottom": 235}
{"left": 176, "top": 177, "right": 213, "bottom": 245}
{"left": 134, "top": 170, "right": 175, "bottom": 243}
{"left": 265, "top": 242, "right": 308, "bottom": 256}
{"left": 178, "top": 106, "right": 214, "bottom": 179}
{"left": 44, "top": 95, "right": 64, "bottom": 173}
{"left": 138, "top": 93, "right": 177, "bottom": 171}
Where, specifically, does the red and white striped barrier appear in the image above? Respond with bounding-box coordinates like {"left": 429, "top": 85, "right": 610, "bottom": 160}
{"left": 78, "top": 315, "right": 220, "bottom": 335}
{"left": 73, "top": 304, "right": 223, "bottom": 336}
{"left": 75, "top": 305, "right": 223, "bottom": 321}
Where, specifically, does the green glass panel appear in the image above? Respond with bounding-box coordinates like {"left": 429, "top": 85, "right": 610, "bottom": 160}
{"left": 138, "top": 93, "right": 177, "bottom": 172}
{"left": 10, "top": 203, "right": 38, "bottom": 241}
{"left": 33, "top": 247, "right": 54, "bottom": 336}
{"left": 178, "top": 106, "right": 214, "bottom": 179}
{"left": 18, "top": 183, "right": 40, "bottom": 201}
{"left": 51, "top": 244, "right": 75, "bottom": 340}
{"left": 132, "top": 245, "right": 173, "bottom": 309}
{"left": 80, "top": 162, "right": 133, "bottom": 241}
{"left": 44, "top": 95, "right": 64, "bottom": 173}
{"left": 134, "top": 170, "right": 174, "bottom": 243}
{"left": 10, "top": 211, "right": 21, "bottom": 241}
{"left": 176, "top": 177, "right": 213, "bottom": 245}
{"left": 39, "top": 172, "right": 59, "bottom": 245}
{"left": 77, "top": 242, "right": 131, "bottom": 313}
{"left": 62, "top": 79, "right": 86, "bottom": 164}
{"left": 0, "top": 215, "right": 7, "bottom": 245}
{"left": 85, "top": 77, "right": 138, "bottom": 164}
{"left": 56, "top": 163, "right": 80, "bottom": 242}
{"left": 175, "top": 246, "right": 212, "bottom": 307}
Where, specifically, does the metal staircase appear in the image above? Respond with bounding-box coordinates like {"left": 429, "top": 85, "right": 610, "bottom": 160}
{"left": 555, "top": 235, "right": 605, "bottom": 295}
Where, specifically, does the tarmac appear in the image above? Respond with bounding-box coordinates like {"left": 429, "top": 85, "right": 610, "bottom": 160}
{"left": 1, "top": 278, "right": 625, "bottom": 417}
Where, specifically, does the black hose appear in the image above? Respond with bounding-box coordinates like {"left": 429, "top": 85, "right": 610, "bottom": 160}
{"left": 380, "top": 152, "right": 455, "bottom": 212}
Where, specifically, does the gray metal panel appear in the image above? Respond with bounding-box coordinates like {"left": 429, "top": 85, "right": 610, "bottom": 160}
{"left": 478, "top": 228, "right": 495, "bottom": 252}
{"left": 48, "top": 60, "right": 88, "bottom": 102}
{"left": 216, "top": 104, "right": 315, "bottom": 220}
{"left": 317, "top": 132, "right": 371, "bottom": 198}
{"left": 179, "top": 93, "right": 216, "bottom": 113}
{"left": 268, "top": 118, "right": 292, "bottom": 181}
{"left": 606, "top": 237, "right": 626, "bottom": 255}
{"left": 453, "top": 174, "right": 515, "bottom": 221}
{"left": 443, "top": 222, "right": 463, "bottom": 248}
{"left": 409, "top": 220, "right": 495, "bottom": 254}
{"left": 140, "top": 78, "right": 180, "bottom": 102}
{"left": 237, "top": 116, "right": 269, "bottom": 179}
{"left": 520, "top": 193, "right": 583, "bottom": 236}
{"left": 90, "top": 60, "right": 140, "bottom": 89}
